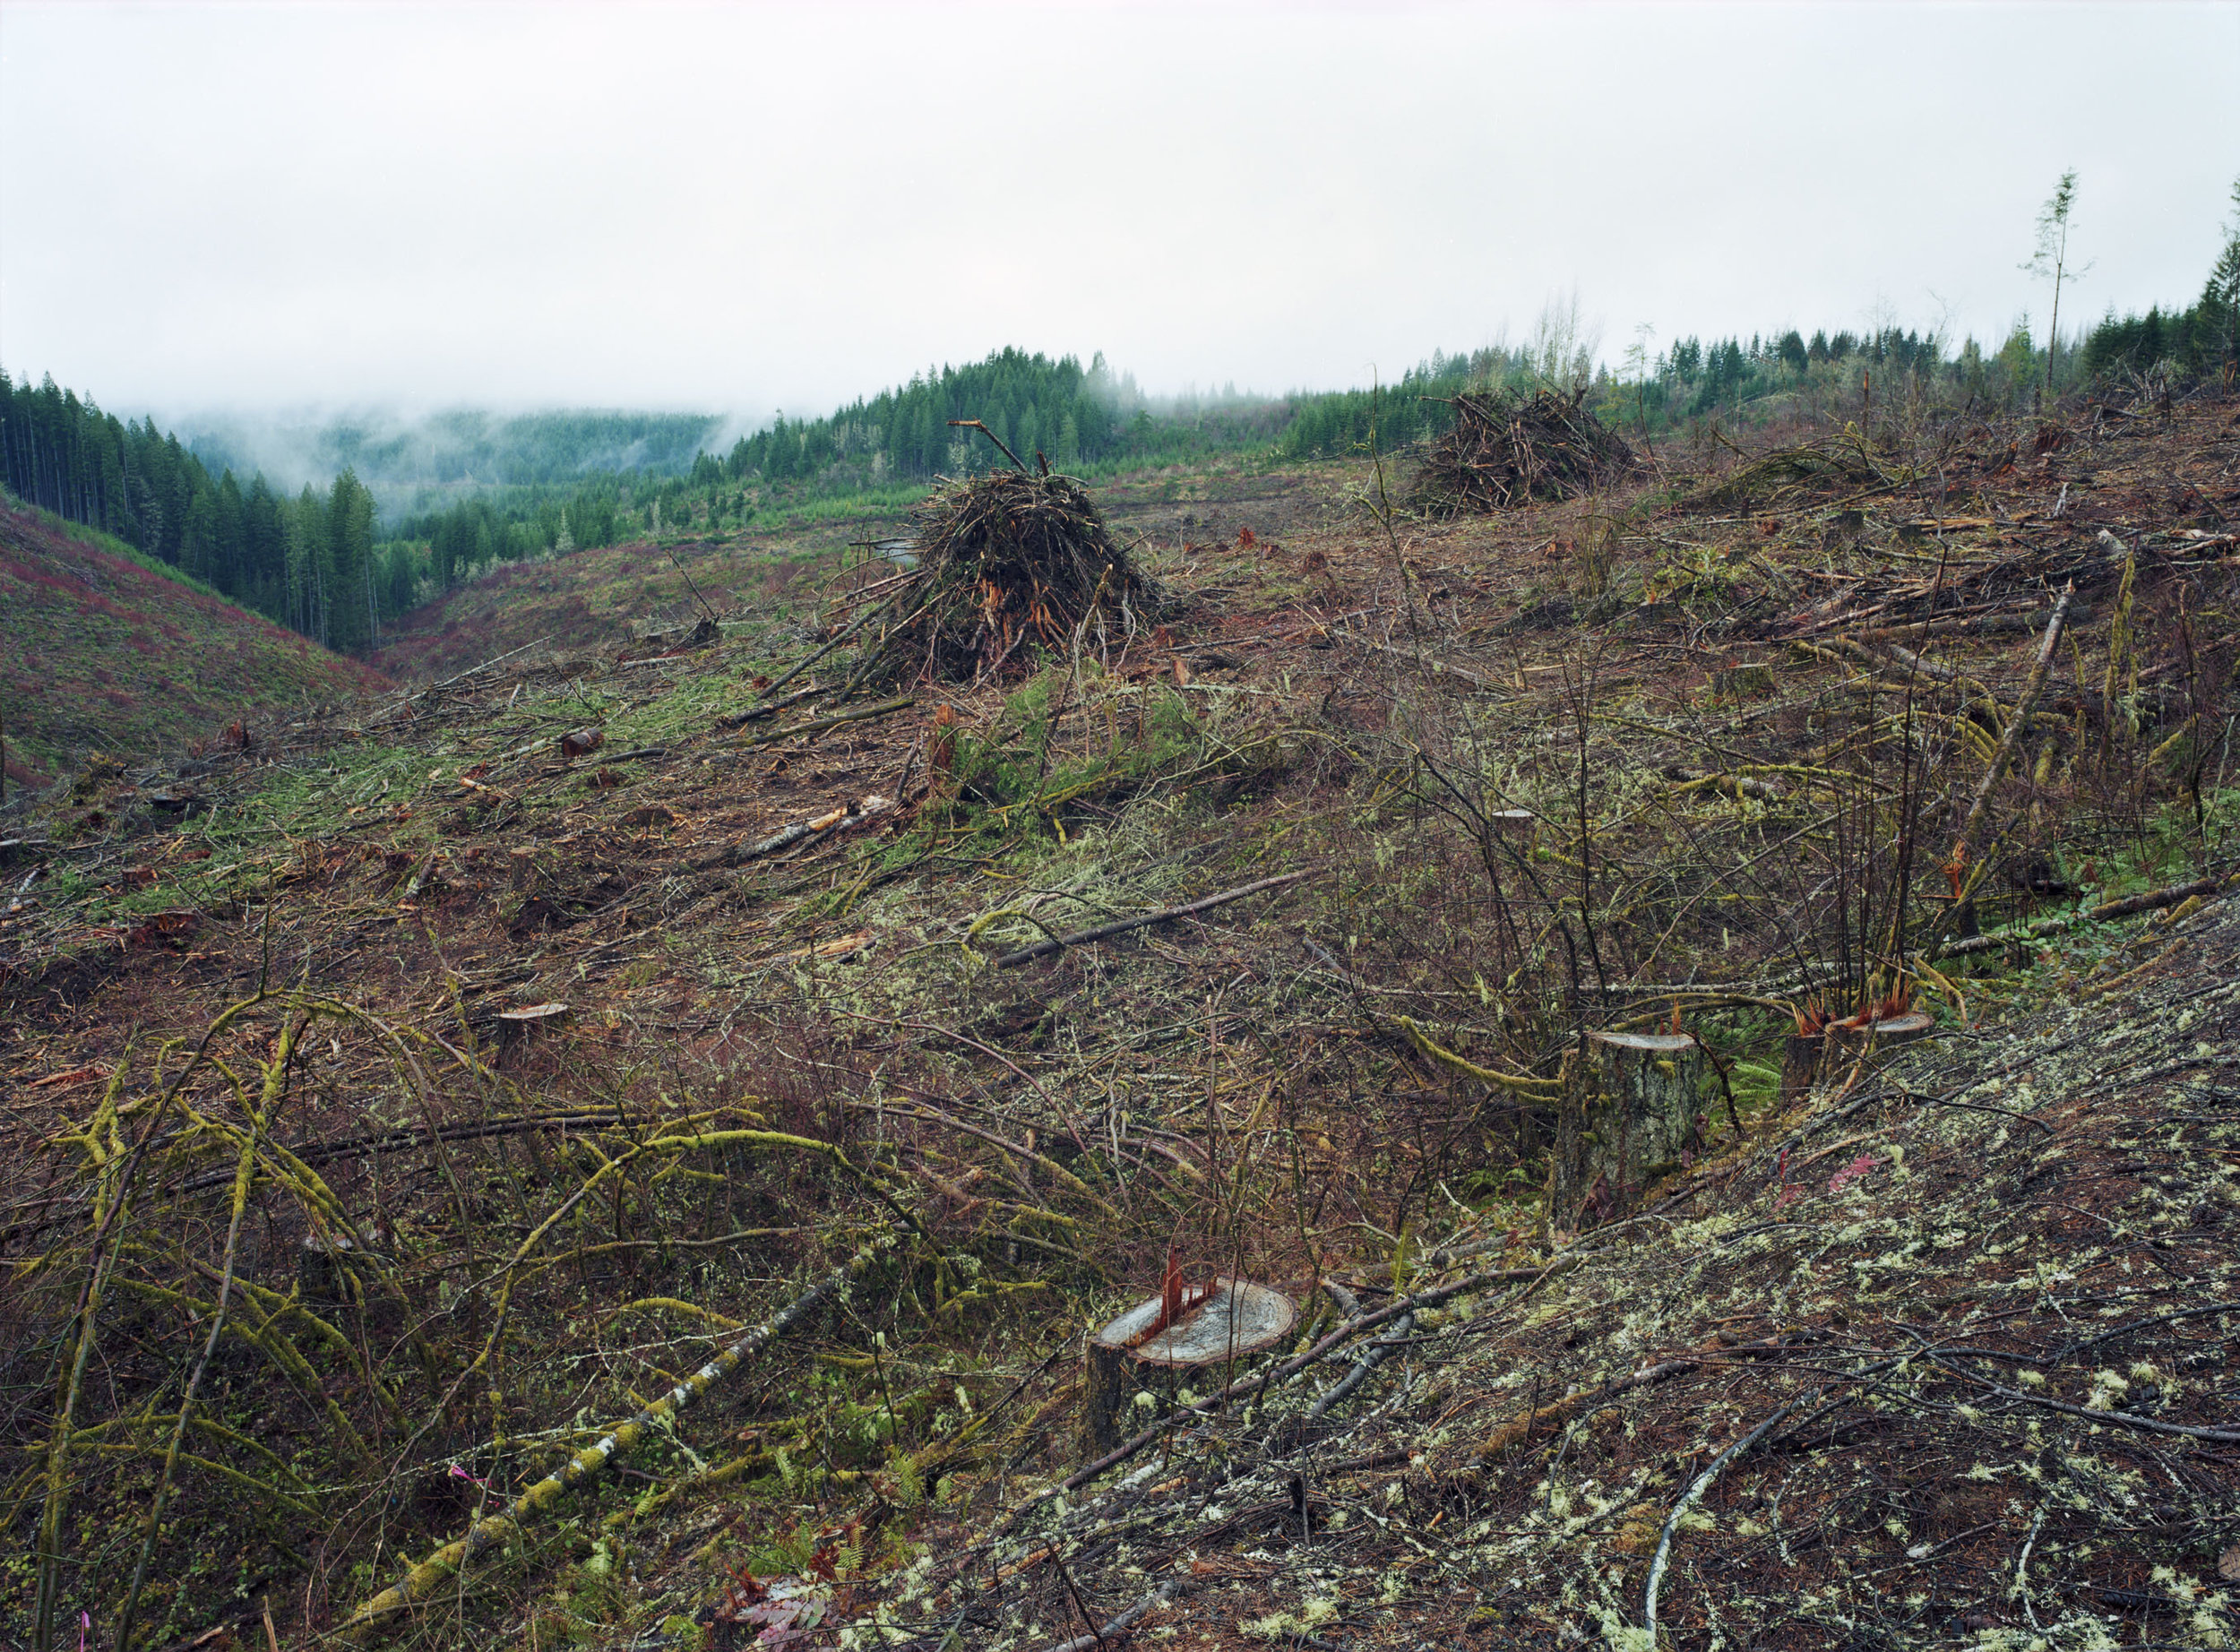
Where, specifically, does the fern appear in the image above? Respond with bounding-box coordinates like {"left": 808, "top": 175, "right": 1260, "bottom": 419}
{"left": 891, "top": 1450, "right": 924, "bottom": 1510}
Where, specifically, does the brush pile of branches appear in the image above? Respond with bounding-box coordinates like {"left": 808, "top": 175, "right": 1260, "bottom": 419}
{"left": 1684, "top": 434, "right": 1891, "bottom": 512}
{"left": 855, "top": 467, "right": 1170, "bottom": 685}
{"left": 1412, "top": 389, "right": 1636, "bottom": 514}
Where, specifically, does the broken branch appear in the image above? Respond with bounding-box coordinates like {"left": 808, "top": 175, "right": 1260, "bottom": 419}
{"left": 994, "top": 871, "right": 1313, "bottom": 968}
{"left": 342, "top": 1241, "right": 886, "bottom": 1633}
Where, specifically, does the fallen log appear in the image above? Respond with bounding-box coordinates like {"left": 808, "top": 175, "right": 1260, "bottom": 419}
{"left": 1942, "top": 584, "right": 2076, "bottom": 937}
{"left": 1049, "top": 1573, "right": 1195, "bottom": 1652}
{"left": 1929, "top": 871, "right": 2236, "bottom": 960}
{"left": 1660, "top": 765, "right": 1786, "bottom": 803}
{"left": 1861, "top": 607, "right": 2078, "bottom": 642}
{"left": 689, "top": 794, "right": 897, "bottom": 871}
{"left": 1826, "top": 634, "right": 1964, "bottom": 687}
{"left": 761, "top": 598, "right": 897, "bottom": 698}
{"left": 993, "top": 871, "right": 1313, "bottom": 968}
{"left": 714, "top": 680, "right": 825, "bottom": 727}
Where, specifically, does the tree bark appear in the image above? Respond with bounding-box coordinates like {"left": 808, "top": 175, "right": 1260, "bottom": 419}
{"left": 1553, "top": 1032, "right": 1702, "bottom": 1226}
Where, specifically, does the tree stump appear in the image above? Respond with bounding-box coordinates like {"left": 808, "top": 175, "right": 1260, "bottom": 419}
{"left": 1779, "top": 1031, "right": 1825, "bottom": 1106}
{"left": 301, "top": 1232, "right": 383, "bottom": 1303}
{"left": 496, "top": 1001, "right": 571, "bottom": 1031}
{"left": 1827, "top": 1011, "right": 1934, "bottom": 1056}
{"left": 495, "top": 1002, "right": 570, "bottom": 1065}
{"left": 1782, "top": 1011, "right": 1934, "bottom": 1105}
{"left": 1711, "top": 662, "right": 1777, "bottom": 701}
{"left": 1553, "top": 1032, "right": 1702, "bottom": 1226}
{"left": 1080, "top": 1278, "right": 1295, "bottom": 1459}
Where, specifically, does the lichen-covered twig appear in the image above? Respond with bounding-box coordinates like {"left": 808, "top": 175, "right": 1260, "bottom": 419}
{"left": 341, "top": 1239, "right": 886, "bottom": 1633}
{"left": 1642, "top": 1359, "right": 1898, "bottom": 1641}
{"left": 114, "top": 1015, "right": 303, "bottom": 1651}
{"left": 1047, "top": 1571, "right": 1193, "bottom": 1652}
{"left": 994, "top": 871, "right": 1313, "bottom": 968}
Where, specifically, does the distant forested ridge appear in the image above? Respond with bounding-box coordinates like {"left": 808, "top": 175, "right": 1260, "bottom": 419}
{"left": 706, "top": 347, "right": 1281, "bottom": 486}
{"left": 392, "top": 348, "right": 1293, "bottom": 599}
{"left": 14, "top": 177, "right": 2230, "bottom": 653}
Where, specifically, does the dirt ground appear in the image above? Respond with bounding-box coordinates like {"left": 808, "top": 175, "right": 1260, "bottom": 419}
{"left": 4, "top": 390, "right": 2236, "bottom": 1650}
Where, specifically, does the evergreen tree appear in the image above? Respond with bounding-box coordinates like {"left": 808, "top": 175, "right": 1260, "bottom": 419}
{"left": 245, "top": 475, "right": 287, "bottom": 613}
{"left": 181, "top": 487, "right": 218, "bottom": 585}
{"left": 325, "top": 469, "right": 377, "bottom": 653}
{"left": 212, "top": 471, "right": 246, "bottom": 595}
{"left": 290, "top": 484, "right": 329, "bottom": 645}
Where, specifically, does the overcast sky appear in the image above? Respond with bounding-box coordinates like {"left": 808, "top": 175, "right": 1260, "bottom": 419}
{"left": 2, "top": 1, "right": 2234, "bottom": 426}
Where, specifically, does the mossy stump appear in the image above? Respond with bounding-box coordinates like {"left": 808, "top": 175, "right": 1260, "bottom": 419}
{"left": 1081, "top": 1279, "right": 1295, "bottom": 1459}
{"left": 301, "top": 1233, "right": 383, "bottom": 1303}
{"left": 1711, "top": 662, "right": 1777, "bottom": 701}
{"left": 1779, "top": 1032, "right": 1821, "bottom": 1105}
{"left": 1554, "top": 1032, "right": 1702, "bottom": 1226}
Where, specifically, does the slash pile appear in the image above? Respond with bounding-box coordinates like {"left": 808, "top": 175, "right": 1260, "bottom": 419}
{"left": 855, "top": 468, "right": 1171, "bottom": 685}
{"left": 1411, "top": 388, "right": 1637, "bottom": 514}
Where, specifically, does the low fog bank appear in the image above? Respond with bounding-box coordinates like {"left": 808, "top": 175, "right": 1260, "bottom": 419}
{"left": 171, "top": 404, "right": 736, "bottom": 521}
{"left": 165, "top": 362, "right": 1281, "bottom": 524}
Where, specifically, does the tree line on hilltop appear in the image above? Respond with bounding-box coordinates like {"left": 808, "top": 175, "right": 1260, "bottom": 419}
{"left": 394, "top": 350, "right": 1292, "bottom": 598}
{"left": 718, "top": 348, "right": 1125, "bottom": 484}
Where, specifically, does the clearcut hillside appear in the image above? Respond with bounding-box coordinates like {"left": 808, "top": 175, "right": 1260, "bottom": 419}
{"left": 0, "top": 497, "right": 386, "bottom": 796}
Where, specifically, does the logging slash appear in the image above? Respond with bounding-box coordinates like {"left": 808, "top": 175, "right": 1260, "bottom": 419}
{"left": 340, "top": 1241, "right": 887, "bottom": 1634}
{"left": 994, "top": 871, "right": 1313, "bottom": 968}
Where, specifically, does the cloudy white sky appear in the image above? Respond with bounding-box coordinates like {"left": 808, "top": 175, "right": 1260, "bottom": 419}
{"left": 2, "top": 1, "right": 2234, "bottom": 426}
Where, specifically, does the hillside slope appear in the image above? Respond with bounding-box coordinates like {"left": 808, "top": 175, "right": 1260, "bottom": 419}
{"left": 2, "top": 391, "right": 2235, "bottom": 1650}
{"left": 366, "top": 520, "right": 872, "bottom": 682}
{"left": 0, "top": 499, "right": 386, "bottom": 794}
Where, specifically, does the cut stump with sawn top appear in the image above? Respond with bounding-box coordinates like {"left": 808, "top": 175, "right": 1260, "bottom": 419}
{"left": 1080, "top": 1278, "right": 1295, "bottom": 1458}
{"left": 1784, "top": 1011, "right": 1937, "bottom": 1102}
{"left": 1554, "top": 1030, "right": 1702, "bottom": 1225}
{"left": 1827, "top": 1011, "right": 1935, "bottom": 1054}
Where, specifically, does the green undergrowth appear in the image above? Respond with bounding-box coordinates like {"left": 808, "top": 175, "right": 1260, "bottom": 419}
{"left": 695, "top": 668, "right": 1313, "bottom": 1028}
{"left": 940, "top": 669, "right": 1208, "bottom": 840}
{"left": 14, "top": 396, "right": 2240, "bottom": 1649}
